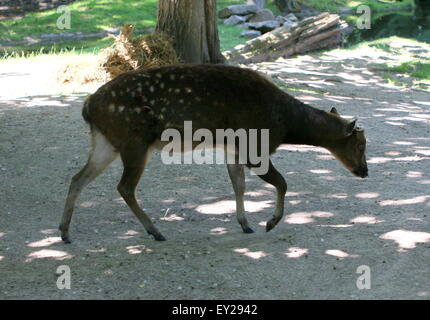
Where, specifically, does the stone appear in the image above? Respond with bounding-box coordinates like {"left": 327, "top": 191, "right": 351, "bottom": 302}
{"left": 218, "top": 4, "right": 258, "bottom": 19}
{"left": 285, "top": 13, "right": 298, "bottom": 22}
{"left": 248, "top": 20, "right": 281, "bottom": 33}
{"left": 276, "top": 16, "right": 288, "bottom": 24}
{"left": 223, "top": 15, "right": 248, "bottom": 26}
{"left": 283, "top": 20, "right": 298, "bottom": 28}
{"left": 248, "top": 9, "right": 275, "bottom": 23}
{"left": 240, "top": 30, "right": 262, "bottom": 38}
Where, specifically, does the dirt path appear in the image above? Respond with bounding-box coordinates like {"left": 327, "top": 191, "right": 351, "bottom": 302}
{"left": 0, "top": 48, "right": 429, "bottom": 299}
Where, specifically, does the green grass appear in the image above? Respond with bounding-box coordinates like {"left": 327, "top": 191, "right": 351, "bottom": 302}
{"left": 384, "top": 60, "right": 430, "bottom": 80}
{"left": 301, "top": 0, "right": 414, "bottom": 12}
{"left": 1, "top": 0, "right": 268, "bottom": 58}
{"left": 0, "top": 0, "right": 158, "bottom": 41}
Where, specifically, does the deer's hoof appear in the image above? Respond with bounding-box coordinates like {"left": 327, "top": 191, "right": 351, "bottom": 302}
{"left": 61, "top": 234, "right": 72, "bottom": 244}
{"left": 266, "top": 217, "right": 280, "bottom": 232}
{"left": 242, "top": 226, "right": 254, "bottom": 234}
{"left": 148, "top": 231, "right": 166, "bottom": 241}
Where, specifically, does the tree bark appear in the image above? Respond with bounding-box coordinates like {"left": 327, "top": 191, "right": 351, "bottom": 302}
{"left": 156, "top": 0, "right": 225, "bottom": 64}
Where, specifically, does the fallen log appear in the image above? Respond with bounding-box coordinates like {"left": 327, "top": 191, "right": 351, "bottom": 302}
{"left": 223, "top": 12, "right": 350, "bottom": 64}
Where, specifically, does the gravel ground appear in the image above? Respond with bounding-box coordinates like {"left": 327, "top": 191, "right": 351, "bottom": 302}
{"left": 0, "top": 47, "right": 429, "bottom": 299}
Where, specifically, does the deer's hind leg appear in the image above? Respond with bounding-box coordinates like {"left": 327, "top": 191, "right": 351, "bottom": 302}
{"left": 227, "top": 162, "right": 253, "bottom": 234}
{"left": 60, "top": 128, "right": 119, "bottom": 243}
{"left": 250, "top": 159, "right": 287, "bottom": 232}
{"left": 117, "top": 143, "right": 165, "bottom": 241}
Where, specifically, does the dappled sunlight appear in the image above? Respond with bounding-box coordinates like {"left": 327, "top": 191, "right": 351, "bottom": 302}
{"left": 278, "top": 145, "right": 329, "bottom": 154}
{"left": 86, "top": 248, "right": 107, "bottom": 253}
{"left": 285, "top": 247, "right": 308, "bottom": 258}
{"left": 351, "top": 216, "right": 383, "bottom": 224}
{"left": 0, "top": 232, "right": 5, "bottom": 238}
{"left": 233, "top": 248, "right": 267, "bottom": 260}
{"left": 309, "top": 169, "right": 332, "bottom": 174}
{"left": 355, "top": 192, "right": 379, "bottom": 199}
{"left": 244, "top": 190, "right": 272, "bottom": 197}
{"left": 325, "top": 249, "right": 359, "bottom": 259}
{"left": 160, "top": 213, "right": 185, "bottom": 221}
{"left": 80, "top": 201, "right": 99, "bottom": 208}
{"left": 39, "top": 229, "right": 57, "bottom": 235}
{"left": 378, "top": 195, "right": 430, "bottom": 206}
{"left": 326, "top": 193, "right": 348, "bottom": 199}
{"left": 117, "top": 230, "right": 139, "bottom": 240}
{"left": 25, "top": 249, "right": 73, "bottom": 262}
{"left": 196, "top": 200, "right": 273, "bottom": 215}
{"left": 0, "top": 256, "right": 4, "bottom": 261}
{"left": 368, "top": 155, "right": 429, "bottom": 164}
{"left": 284, "top": 211, "right": 335, "bottom": 224}
{"left": 406, "top": 171, "right": 423, "bottom": 178}
{"left": 317, "top": 224, "right": 353, "bottom": 228}
{"left": 27, "top": 237, "right": 62, "bottom": 248}
{"left": 380, "top": 229, "right": 430, "bottom": 252}
{"left": 126, "top": 245, "right": 152, "bottom": 255}
{"left": 210, "top": 227, "right": 228, "bottom": 235}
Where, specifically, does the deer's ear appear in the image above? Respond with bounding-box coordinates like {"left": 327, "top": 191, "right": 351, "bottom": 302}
{"left": 330, "top": 107, "right": 339, "bottom": 115}
{"left": 345, "top": 119, "right": 357, "bottom": 136}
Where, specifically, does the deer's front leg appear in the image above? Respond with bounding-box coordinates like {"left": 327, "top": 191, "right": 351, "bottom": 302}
{"left": 227, "top": 163, "right": 254, "bottom": 233}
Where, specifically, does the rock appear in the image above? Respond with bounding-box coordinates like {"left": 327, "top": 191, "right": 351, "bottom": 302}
{"left": 339, "top": 7, "right": 354, "bottom": 15}
{"left": 248, "top": 9, "right": 275, "bottom": 23}
{"left": 285, "top": 13, "right": 298, "bottom": 22}
{"left": 241, "top": 30, "right": 262, "bottom": 38}
{"left": 283, "top": 20, "right": 298, "bottom": 31}
{"left": 248, "top": 20, "right": 281, "bottom": 33}
{"left": 223, "top": 15, "right": 248, "bottom": 26}
{"left": 276, "top": 15, "right": 288, "bottom": 24}
{"left": 218, "top": 4, "right": 258, "bottom": 19}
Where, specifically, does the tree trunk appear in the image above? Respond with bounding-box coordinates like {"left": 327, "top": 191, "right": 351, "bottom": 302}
{"left": 156, "top": 0, "right": 225, "bottom": 64}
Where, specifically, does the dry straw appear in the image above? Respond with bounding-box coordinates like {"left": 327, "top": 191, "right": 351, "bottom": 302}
{"left": 58, "top": 24, "right": 179, "bottom": 85}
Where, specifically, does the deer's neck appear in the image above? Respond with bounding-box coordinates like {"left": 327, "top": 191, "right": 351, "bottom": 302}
{"left": 281, "top": 96, "right": 341, "bottom": 148}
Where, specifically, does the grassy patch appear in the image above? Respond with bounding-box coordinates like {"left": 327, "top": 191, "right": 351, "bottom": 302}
{"left": 1, "top": 0, "right": 268, "bottom": 57}
{"left": 302, "top": 0, "right": 414, "bottom": 12}
{"left": 384, "top": 60, "right": 430, "bottom": 80}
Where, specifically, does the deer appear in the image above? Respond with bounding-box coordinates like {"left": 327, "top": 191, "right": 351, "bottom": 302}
{"left": 60, "top": 64, "right": 368, "bottom": 243}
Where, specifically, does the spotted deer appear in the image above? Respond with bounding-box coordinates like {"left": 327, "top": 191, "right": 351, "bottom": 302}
{"left": 60, "top": 64, "right": 368, "bottom": 243}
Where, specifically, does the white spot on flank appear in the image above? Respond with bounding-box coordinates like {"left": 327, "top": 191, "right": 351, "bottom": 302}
{"left": 159, "top": 114, "right": 165, "bottom": 120}
{"left": 134, "top": 107, "right": 141, "bottom": 114}
{"left": 160, "top": 83, "right": 165, "bottom": 89}
{"left": 111, "top": 91, "right": 116, "bottom": 97}
{"left": 108, "top": 104, "right": 116, "bottom": 112}
{"left": 118, "top": 105, "right": 125, "bottom": 112}
{"left": 179, "top": 99, "right": 184, "bottom": 104}
{"left": 170, "top": 74, "right": 175, "bottom": 81}
{"left": 175, "top": 88, "right": 180, "bottom": 94}
{"left": 156, "top": 73, "right": 162, "bottom": 79}
{"left": 150, "top": 86, "right": 155, "bottom": 93}
{"left": 145, "top": 81, "right": 149, "bottom": 86}
{"left": 150, "top": 99, "right": 155, "bottom": 105}
{"left": 168, "top": 88, "right": 173, "bottom": 93}
{"left": 185, "top": 87, "right": 192, "bottom": 93}
{"left": 161, "top": 107, "right": 166, "bottom": 113}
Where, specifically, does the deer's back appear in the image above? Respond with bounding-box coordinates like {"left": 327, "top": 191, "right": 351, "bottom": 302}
{"left": 86, "top": 64, "right": 287, "bottom": 149}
